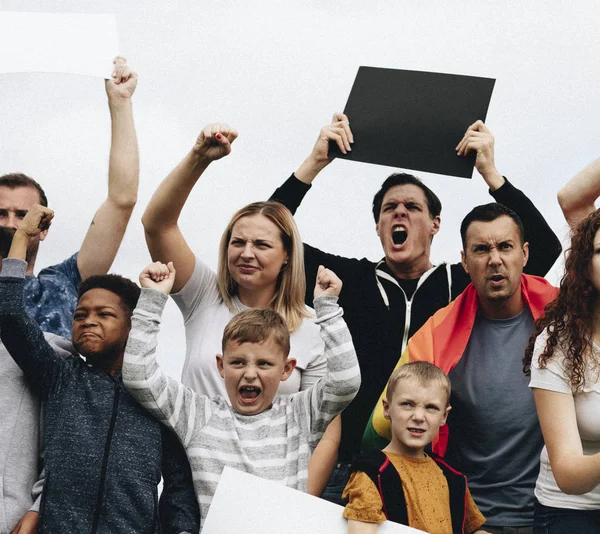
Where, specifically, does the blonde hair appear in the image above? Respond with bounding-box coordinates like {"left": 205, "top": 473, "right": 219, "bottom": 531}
{"left": 386, "top": 362, "right": 451, "bottom": 406}
{"left": 217, "top": 201, "right": 310, "bottom": 331}
{"left": 222, "top": 308, "right": 290, "bottom": 356}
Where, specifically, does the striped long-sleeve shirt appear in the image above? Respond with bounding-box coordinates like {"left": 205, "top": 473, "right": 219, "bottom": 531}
{"left": 123, "top": 289, "right": 360, "bottom": 528}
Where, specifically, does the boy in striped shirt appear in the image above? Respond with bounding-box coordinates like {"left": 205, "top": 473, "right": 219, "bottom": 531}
{"left": 123, "top": 261, "right": 361, "bottom": 528}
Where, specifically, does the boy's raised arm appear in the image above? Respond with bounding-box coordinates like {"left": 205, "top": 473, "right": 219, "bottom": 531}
{"left": 0, "top": 206, "right": 65, "bottom": 395}
{"left": 122, "top": 261, "right": 210, "bottom": 445}
{"left": 303, "top": 266, "right": 360, "bottom": 442}
{"left": 77, "top": 57, "right": 139, "bottom": 281}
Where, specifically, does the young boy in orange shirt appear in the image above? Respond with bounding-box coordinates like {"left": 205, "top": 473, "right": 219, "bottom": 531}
{"left": 343, "top": 362, "right": 489, "bottom": 534}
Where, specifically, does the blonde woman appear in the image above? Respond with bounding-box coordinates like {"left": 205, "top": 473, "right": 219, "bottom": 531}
{"left": 142, "top": 124, "right": 339, "bottom": 496}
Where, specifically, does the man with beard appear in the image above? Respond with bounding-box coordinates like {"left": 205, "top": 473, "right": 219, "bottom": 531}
{"left": 0, "top": 57, "right": 139, "bottom": 533}
{"left": 368, "top": 204, "right": 559, "bottom": 531}
{"left": 269, "top": 115, "right": 561, "bottom": 503}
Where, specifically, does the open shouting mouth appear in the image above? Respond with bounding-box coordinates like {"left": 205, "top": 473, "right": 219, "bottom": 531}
{"left": 488, "top": 274, "right": 506, "bottom": 285}
{"left": 239, "top": 386, "right": 261, "bottom": 404}
{"left": 392, "top": 227, "right": 408, "bottom": 245}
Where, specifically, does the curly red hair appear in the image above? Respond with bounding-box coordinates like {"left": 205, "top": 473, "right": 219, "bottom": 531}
{"left": 524, "top": 209, "right": 600, "bottom": 390}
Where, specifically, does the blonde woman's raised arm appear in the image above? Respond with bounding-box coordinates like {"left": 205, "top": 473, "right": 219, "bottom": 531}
{"left": 142, "top": 124, "right": 237, "bottom": 293}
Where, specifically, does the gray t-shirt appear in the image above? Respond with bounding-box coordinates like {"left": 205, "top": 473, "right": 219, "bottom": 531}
{"left": 446, "top": 308, "right": 542, "bottom": 527}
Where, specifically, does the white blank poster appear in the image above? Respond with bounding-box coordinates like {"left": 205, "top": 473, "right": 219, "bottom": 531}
{"left": 0, "top": 12, "right": 118, "bottom": 78}
{"left": 203, "top": 467, "right": 426, "bottom": 534}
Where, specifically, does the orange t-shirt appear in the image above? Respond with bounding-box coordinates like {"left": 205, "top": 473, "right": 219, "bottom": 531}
{"left": 342, "top": 452, "right": 485, "bottom": 534}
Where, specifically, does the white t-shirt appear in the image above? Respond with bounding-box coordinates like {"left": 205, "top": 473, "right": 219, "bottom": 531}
{"left": 529, "top": 328, "right": 600, "bottom": 509}
{"left": 171, "top": 256, "right": 326, "bottom": 399}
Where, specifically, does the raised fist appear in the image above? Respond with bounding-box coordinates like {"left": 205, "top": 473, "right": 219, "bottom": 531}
{"left": 105, "top": 56, "right": 138, "bottom": 100}
{"left": 191, "top": 123, "right": 238, "bottom": 163}
{"left": 139, "top": 261, "right": 176, "bottom": 295}
{"left": 18, "top": 205, "right": 54, "bottom": 239}
{"left": 314, "top": 265, "right": 343, "bottom": 298}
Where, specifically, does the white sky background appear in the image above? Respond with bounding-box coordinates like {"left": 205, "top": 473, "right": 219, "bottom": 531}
{"left": 2, "top": 0, "right": 599, "bottom": 381}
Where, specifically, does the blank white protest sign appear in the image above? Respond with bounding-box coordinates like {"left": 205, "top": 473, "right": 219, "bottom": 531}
{"left": 202, "top": 467, "right": 426, "bottom": 534}
{"left": 0, "top": 12, "right": 118, "bottom": 78}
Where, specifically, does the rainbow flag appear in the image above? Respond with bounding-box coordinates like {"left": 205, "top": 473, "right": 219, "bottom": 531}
{"left": 362, "top": 274, "right": 558, "bottom": 456}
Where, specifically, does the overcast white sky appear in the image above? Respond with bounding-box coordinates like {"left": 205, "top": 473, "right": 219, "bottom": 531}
{"left": 2, "top": 0, "right": 599, "bottom": 380}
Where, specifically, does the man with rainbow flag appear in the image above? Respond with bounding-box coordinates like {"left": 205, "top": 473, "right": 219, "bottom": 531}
{"left": 271, "top": 116, "right": 561, "bottom": 505}
{"left": 363, "top": 203, "right": 559, "bottom": 533}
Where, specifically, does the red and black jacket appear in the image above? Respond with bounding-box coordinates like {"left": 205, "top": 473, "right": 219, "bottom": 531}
{"left": 350, "top": 449, "right": 468, "bottom": 533}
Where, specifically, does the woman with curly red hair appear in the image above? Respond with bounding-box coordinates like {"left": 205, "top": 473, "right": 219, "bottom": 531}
{"left": 524, "top": 199, "right": 600, "bottom": 532}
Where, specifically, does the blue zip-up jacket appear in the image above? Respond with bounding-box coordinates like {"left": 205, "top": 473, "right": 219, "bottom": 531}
{"left": 0, "top": 258, "right": 199, "bottom": 534}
